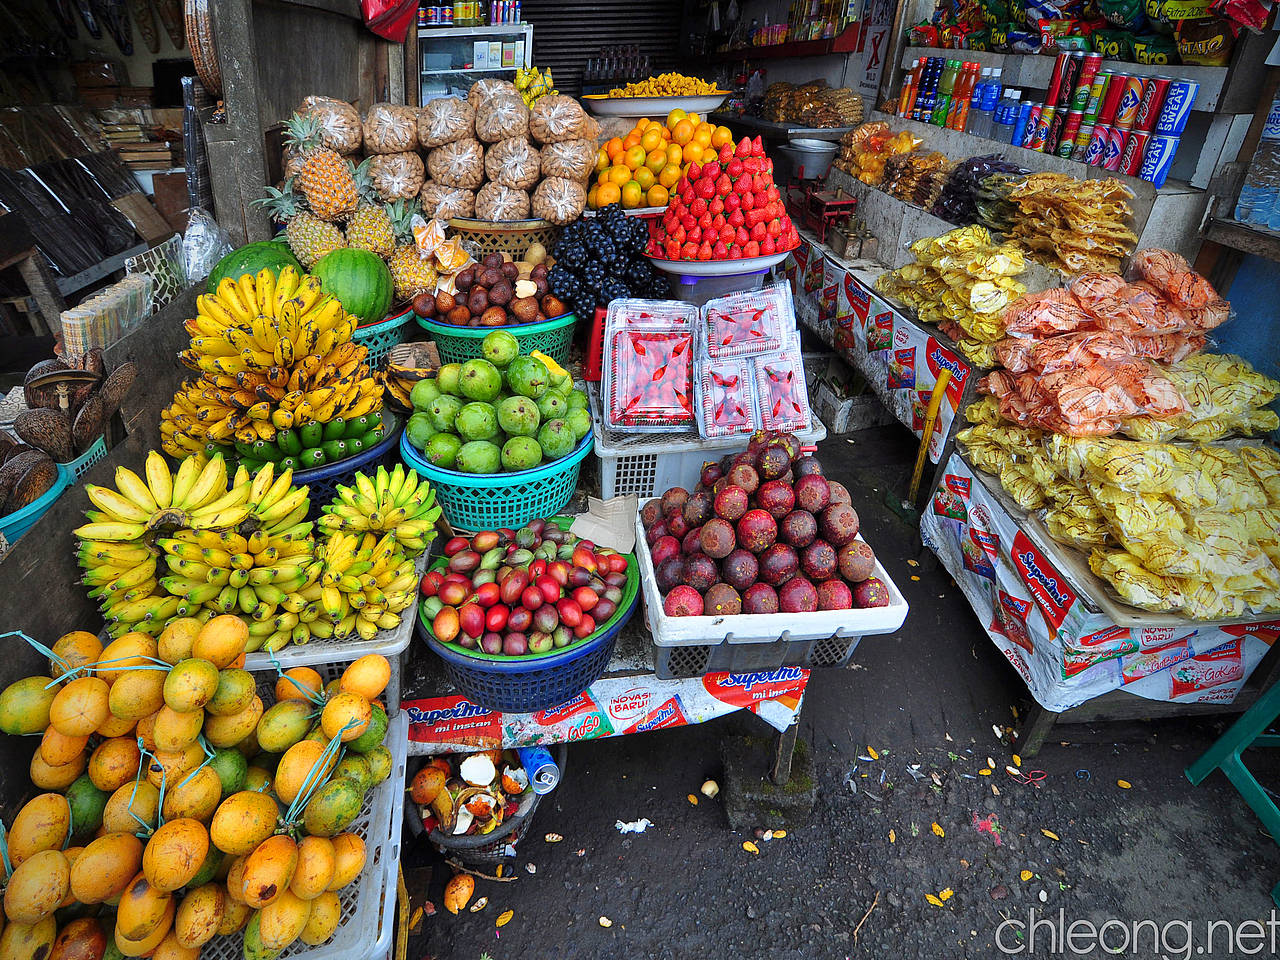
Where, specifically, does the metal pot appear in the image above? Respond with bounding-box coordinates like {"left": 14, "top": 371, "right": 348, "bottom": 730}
{"left": 775, "top": 138, "right": 838, "bottom": 180}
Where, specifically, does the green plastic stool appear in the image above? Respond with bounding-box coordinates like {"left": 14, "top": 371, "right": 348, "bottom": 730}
{"left": 1185, "top": 679, "right": 1280, "bottom": 908}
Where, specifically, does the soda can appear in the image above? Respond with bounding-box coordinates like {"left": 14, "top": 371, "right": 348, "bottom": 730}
{"left": 1070, "top": 53, "right": 1103, "bottom": 111}
{"left": 1134, "top": 76, "right": 1171, "bottom": 132}
{"left": 1056, "top": 53, "right": 1083, "bottom": 110}
{"left": 1020, "top": 104, "right": 1043, "bottom": 148}
{"left": 1028, "top": 106, "right": 1056, "bottom": 151}
{"left": 1056, "top": 110, "right": 1084, "bottom": 157}
{"left": 441, "top": 5, "right": 453, "bottom": 22}
{"left": 1102, "top": 125, "right": 1127, "bottom": 171}
{"left": 1113, "top": 76, "right": 1146, "bottom": 131}
{"left": 1097, "top": 71, "right": 1130, "bottom": 126}
{"left": 1044, "top": 53, "right": 1072, "bottom": 107}
{"left": 1082, "top": 72, "right": 1110, "bottom": 122}
{"left": 1071, "top": 120, "right": 1097, "bottom": 160}
{"left": 1046, "top": 106, "right": 1069, "bottom": 152}
{"left": 1083, "top": 123, "right": 1111, "bottom": 166}
{"left": 1154, "top": 79, "right": 1200, "bottom": 136}
{"left": 1139, "top": 134, "right": 1179, "bottom": 187}
{"left": 1119, "top": 128, "right": 1151, "bottom": 175}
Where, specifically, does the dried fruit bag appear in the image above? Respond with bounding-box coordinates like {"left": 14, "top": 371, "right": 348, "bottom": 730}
{"left": 602, "top": 300, "right": 698, "bottom": 432}
{"left": 696, "top": 358, "right": 759, "bottom": 439}
{"left": 701, "top": 283, "right": 792, "bottom": 359}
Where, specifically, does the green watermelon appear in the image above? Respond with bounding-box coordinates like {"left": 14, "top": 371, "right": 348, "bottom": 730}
{"left": 207, "top": 240, "right": 302, "bottom": 293}
{"left": 311, "top": 248, "right": 394, "bottom": 325}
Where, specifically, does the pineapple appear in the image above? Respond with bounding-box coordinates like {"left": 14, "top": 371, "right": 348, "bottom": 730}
{"left": 386, "top": 199, "right": 437, "bottom": 302}
{"left": 282, "top": 112, "right": 358, "bottom": 222}
{"left": 256, "top": 180, "right": 346, "bottom": 267}
{"left": 346, "top": 159, "right": 395, "bottom": 259}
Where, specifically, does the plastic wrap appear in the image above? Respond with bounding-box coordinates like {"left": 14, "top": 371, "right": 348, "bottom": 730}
{"left": 419, "top": 181, "right": 475, "bottom": 219}
{"left": 469, "top": 78, "right": 517, "bottom": 111}
{"left": 1006, "top": 173, "right": 1137, "bottom": 274}
{"left": 182, "top": 207, "right": 233, "bottom": 283}
{"left": 539, "top": 139, "right": 595, "bottom": 181}
{"left": 363, "top": 102, "right": 419, "bottom": 154}
{"left": 701, "top": 282, "right": 792, "bottom": 360}
{"left": 298, "top": 95, "right": 362, "bottom": 153}
{"left": 484, "top": 137, "right": 541, "bottom": 190}
{"left": 695, "top": 358, "right": 759, "bottom": 439}
{"left": 474, "top": 182, "right": 531, "bottom": 221}
{"left": 368, "top": 151, "right": 425, "bottom": 201}
{"left": 602, "top": 300, "right": 698, "bottom": 432}
{"left": 475, "top": 96, "right": 530, "bottom": 143}
{"left": 754, "top": 335, "right": 812, "bottom": 433}
{"left": 531, "top": 177, "right": 586, "bottom": 225}
{"left": 932, "top": 155, "right": 1028, "bottom": 226}
{"left": 427, "top": 139, "right": 484, "bottom": 189}
{"left": 528, "top": 95, "right": 588, "bottom": 144}
{"left": 418, "top": 97, "right": 475, "bottom": 148}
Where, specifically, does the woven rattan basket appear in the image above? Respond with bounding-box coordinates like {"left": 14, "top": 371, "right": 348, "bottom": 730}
{"left": 448, "top": 218, "right": 561, "bottom": 259}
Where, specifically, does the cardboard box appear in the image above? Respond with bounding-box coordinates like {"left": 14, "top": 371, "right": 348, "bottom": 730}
{"left": 502, "top": 42, "right": 515, "bottom": 67}
{"left": 488, "top": 42, "right": 502, "bottom": 67}
{"left": 473, "top": 41, "right": 489, "bottom": 68}
{"left": 514, "top": 39, "right": 525, "bottom": 66}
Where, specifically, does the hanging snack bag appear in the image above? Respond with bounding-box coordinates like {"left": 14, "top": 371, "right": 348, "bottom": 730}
{"left": 419, "top": 97, "right": 475, "bottom": 148}
{"left": 484, "top": 137, "right": 541, "bottom": 190}
{"left": 298, "top": 95, "right": 362, "bottom": 152}
{"left": 427, "top": 138, "right": 485, "bottom": 189}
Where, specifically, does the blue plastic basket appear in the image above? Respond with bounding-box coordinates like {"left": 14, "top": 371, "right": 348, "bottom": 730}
{"left": 353, "top": 306, "right": 415, "bottom": 368}
{"left": 399, "top": 430, "right": 592, "bottom": 531}
{"left": 417, "top": 313, "right": 577, "bottom": 366}
{"left": 63, "top": 436, "right": 107, "bottom": 483}
{"left": 419, "top": 585, "right": 638, "bottom": 713}
{"left": 294, "top": 412, "right": 403, "bottom": 516}
{"left": 0, "top": 464, "right": 71, "bottom": 544}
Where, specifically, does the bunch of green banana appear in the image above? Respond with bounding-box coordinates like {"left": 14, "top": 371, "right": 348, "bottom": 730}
{"left": 317, "top": 465, "right": 441, "bottom": 555}
{"left": 316, "top": 531, "right": 417, "bottom": 641}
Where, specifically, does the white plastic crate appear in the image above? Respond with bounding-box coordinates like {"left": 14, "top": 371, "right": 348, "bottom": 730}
{"left": 588, "top": 383, "right": 827, "bottom": 500}
{"left": 634, "top": 514, "right": 908, "bottom": 678}
{"left": 200, "top": 666, "right": 408, "bottom": 960}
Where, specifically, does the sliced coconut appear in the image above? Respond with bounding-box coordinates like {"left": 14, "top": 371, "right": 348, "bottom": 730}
{"left": 459, "top": 753, "right": 497, "bottom": 787}
{"left": 453, "top": 806, "right": 475, "bottom": 835}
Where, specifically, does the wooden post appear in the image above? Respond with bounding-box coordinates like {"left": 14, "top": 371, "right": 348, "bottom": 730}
{"left": 771, "top": 721, "right": 798, "bottom": 785}
{"left": 15, "top": 250, "right": 66, "bottom": 337}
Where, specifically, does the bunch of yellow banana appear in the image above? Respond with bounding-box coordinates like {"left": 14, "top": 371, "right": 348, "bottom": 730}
{"left": 317, "top": 465, "right": 441, "bottom": 555}
{"left": 316, "top": 530, "right": 417, "bottom": 641}
{"left": 160, "top": 265, "right": 383, "bottom": 458}
{"left": 381, "top": 356, "right": 436, "bottom": 413}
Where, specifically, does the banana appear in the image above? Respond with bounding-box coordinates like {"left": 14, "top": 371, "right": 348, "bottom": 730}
{"left": 249, "top": 463, "right": 276, "bottom": 503}
{"left": 74, "top": 521, "right": 145, "bottom": 542}
{"left": 144, "top": 452, "right": 174, "bottom": 509}
{"left": 255, "top": 267, "right": 276, "bottom": 316}
{"left": 85, "top": 485, "right": 155, "bottom": 524}
{"left": 187, "top": 506, "right": 252, "bottom": 531}
{"left": 257, "top": 470, "right": 295, "bottom": 513}
{"left": 181, "top": 454, "right": 229, "bottom": 512}
{"left": 114, "top": 466, "right": 159, "bottom": 514}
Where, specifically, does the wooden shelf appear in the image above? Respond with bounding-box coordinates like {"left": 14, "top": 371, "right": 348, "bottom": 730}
{"left": 708, "top": 24, "right": 861, "bottom": 63}
{"left": 1203, "top": 217, "right": 1280, "bottom": 262}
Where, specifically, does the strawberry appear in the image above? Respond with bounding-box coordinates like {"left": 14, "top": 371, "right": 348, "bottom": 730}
{"left": 750, "top": 221, "right": 767, "bottom": 242}
{"left": 716, "top": 174, "right": 732, "bottom": 195}
{"left": 696, "top": 178, "right": 716, "bottom": 199}
{"left": 688, "top": 226, "right": 702, "bottom": 243}
{"left": 690, "top": 197, "right": 708, "bottom": 218}
{"left": 743, "top": 157, "right": 760, "bottom": 175}
{"left": 688, "top": 162, "right": 702, "bottom": 181}
{"left": 662, "top": 210, "right": 676, "bottom": 230}
{"left": 698, "top": 211, "right": 713, "bottom": 230}
{"left": 664, "top": 239, "right": 681, "bottom": 259}
{"left": 709, "top": 196, "right": 724, "bottom": 216}
{"left": 680, "top": 212, "right": 696, "bottom": 230}
{"left": 681, "top": 241, "right": 698, "bottom": 260}
{"left": 751, "top": 173, "right": 767, "bottom": 193}
{"left": 711, "top": 212, "right": 726, "bottom": 230}
{"left": 728, "top": 243, "right": 743, "bottom": 259}
{"left": 697, "top": 241, "right": 713, "bottom": 261}
{"left": 741, "top": 191, "right": 756, "bottom": 211}
{"left": 719, "top": 224, "right": 735, "bottom": 243}
{"left": 679, "top": 183, "right": 694, "bottom": 204}
{"left": 734, "top": 177, "right": 751, "bottom": 196}
{"left": 702, "top": 162, "right": 721, "bottom": 181}
{"left": 724, "top": 192, "right": 741, "bottom": 212}
{"left": 752, "top": 135, "right": 764, "bottom": 155}
{"left": 767, "top": 217, "right": 783, "bottom": 237}
{"left": 761, "top": 236, "right": 776, "bottom": 255}
{"left": 735, "top": 138, "right": 751, "bottom": 159}
{"left": 745, "top": 239, "right": 761, "bottom": 258}
{"left": 718, "top": 143, "right": 734, "bottom": 163}
{"left": 726, "top": 158, "right": 744, "bottom": 179}
{"left": 671, "top": 224, "right": 686, "bottom": 244}
{"left": 767, "top": 185, "right": 781, "bottom": 202}
{"left": 712, "top": 240, "right": 729, "bottom": 259}
{"left": 735, "top": 226, "right": 750, "bottom": 245}
{"left": 727, "top": 208, "right": 744, "bottom": 228}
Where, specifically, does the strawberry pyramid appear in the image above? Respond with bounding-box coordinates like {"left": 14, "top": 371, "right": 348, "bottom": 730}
{"left": 648, "top": 136, "right": 802, "bottom": 263}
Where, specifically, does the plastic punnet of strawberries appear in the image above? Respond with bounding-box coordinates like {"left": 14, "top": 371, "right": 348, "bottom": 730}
{"left": 648, "top": 136, "right": 802, "bottom": 262}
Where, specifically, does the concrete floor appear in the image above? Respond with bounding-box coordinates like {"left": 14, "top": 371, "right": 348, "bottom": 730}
{"left": 406, "top": 427, "right": 1280, "bottom": 960}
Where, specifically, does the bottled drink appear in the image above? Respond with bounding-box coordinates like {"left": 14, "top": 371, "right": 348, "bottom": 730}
{"left": 899, "top": 58, "right": 923, "bottom": 118}
{"left": 947, "top": 62, "right": 978, "bottom": 129}
{"left": 1010, "top": 98, "right": 1034, "bottom": 148}
{"left": 990, "top": 92, "right": 1013, "bottom": 142}
{"left": 967, "top": 68, "right": 990, "bottom": 136}
{"left": 1236, "top": 88, "right": 1280, "bottom": 228}
{"left": 971, "top": 76, "right": 999, "bottom": 139}
{"left": 987, "top": 66, "right": 1004, "bottom": 110}
{"left": 932, "top": 59, "right": 961, "bottom": 126}
{"left": 913, "top": 58, "right": 942, "bottom": 123}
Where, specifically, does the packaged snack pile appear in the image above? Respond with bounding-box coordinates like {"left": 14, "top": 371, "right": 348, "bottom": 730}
{"left": 603, "top": 284, "right": 812, "bottom": 439}
{"left": 932, "top": 155, "right": 1028, "bottom": 227}
{"left": 875, "top": 225, "right": 1027, "bottom": 345}
{"left": 834, "top": 122, "right": 921, "bottom": 185}
{"left": 958, "top": 397, "right": 1280, "bottom": 620}
{"left": 1005, "top": 173, "right": 1137, "bottom": 274}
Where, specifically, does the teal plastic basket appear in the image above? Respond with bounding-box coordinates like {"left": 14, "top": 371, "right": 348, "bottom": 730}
{"left": 63, "top": 436, "right": 107, "bottom": 483}
{"left": 0, "top": 464, "right": 70, "bottom": 544}
{"left": 416, "top": 313, "right": 577, "bottom": 366}
{"left": 354, "top": 305, "right": 415, "bottom": 368}
{"left": 399, "top": 430, "right": 592, "bottom": 530}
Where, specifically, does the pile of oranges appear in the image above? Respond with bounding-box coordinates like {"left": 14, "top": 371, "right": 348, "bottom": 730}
{"left": 588, "top": 109, "right": 735, "bottom": 211}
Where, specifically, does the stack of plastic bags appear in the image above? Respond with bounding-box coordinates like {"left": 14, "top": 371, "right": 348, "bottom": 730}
{"left": 834, "top": 122, "right": 920, "bottom": 185}
{"left": 1005, "top": 173, "right": 1138, "bottom": 274}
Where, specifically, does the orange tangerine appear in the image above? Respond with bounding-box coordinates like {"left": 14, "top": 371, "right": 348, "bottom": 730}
{"left": 711, "top": 125, "right": 733, "bottom": 148}
{"left": 596, "top": 182, "right": 622, "bottom": 206}
{"left": 620, "top": 180, "right": 644, "bottom": 209}
{"left": 595, "top": 149, "right": 609, "bottom": 173}
{"left": 666, "top": 143, "right": 684, "bottom": 166}
{"left": 634, "top": 167, "right": 656, "bottom": 191}
{"left": 666, "top": 107, "right": 687, "bottom": 127}
{"left": 646, "top": 184, "right": 670, "bottom": 207}
{"left": 640, "top": 127, "right": 663, "bottom": 152}
{"left": 622, "top": 132, "right": 641, "bottom": 150}
{"left": 634, "top": 117, "right": 650, "bottom": 130}
{"left": 672, "top": 119, "right": 694, "bottom": 146}
{"left": 692, "top": 128, "right": 712, "bottom": 150}
{"left": 623, "top": 145, "right": 646, "bottom": 170}
{"left": 658, "top": 164, "right": 682, "bottom": 188}
{"left": 687, "top": 112, "right": 701, "bottom": 126}
{"left": 608, "top": 164, "right": 633, "bottom": 186}
{"left": 604, "top": 137, "right": 624, "bottom": 160}
{"left": 681, "top": 142, "right": 704, "bottom": 164}
{"left": 597, "top": 168, "right": 611, "bottom": 185}
{"left": 645, "top": 149, "right": 668, "bottom": 174}
{"left": 587, "top": 184, "right": 599, "bottom": 208}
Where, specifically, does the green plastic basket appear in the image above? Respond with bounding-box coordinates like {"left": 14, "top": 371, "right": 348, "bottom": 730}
{"left": 353, "top": 305, "right": 415, "bottom": 368}
{"left": 416, "top": 313, "right": 577, "bottom": 366}
{"left": 400, "top": 430, "right": 591, "bottom": 531}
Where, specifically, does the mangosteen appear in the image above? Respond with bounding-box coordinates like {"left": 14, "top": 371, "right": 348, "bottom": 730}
{"left": 488, "top": 280, "right": 513, "bottom": 306}
{"left": 828, "top": 481, "right": 852, "bottom": 506}
{"left": 478, "top": 266, "right": 504, "bottom": 288}
{"left": 651, "top": 535, "right": 680, "bottom": 567}
{"left": 727, "top": 462, "right": 759, "bottom": 495}
{"left": 661, "top": 486, "right": 689, "bottom": 515}
{"left": 758, "top": 543, "right": 799, "bottom": 586}
{"left": 664, "top": 509, "right": 689, "bottom": 540}
{"left": 756, "top": 441, "right": 791, "bottom": 481}
{"left": 779, "top": 510, "right": 817, "bottom": 549}
{"left": 700, "top": 462, "right": 724, "bottom": 488}
{"left": 756, "top": 479, "right": 796, "bottom": 519}
{"left": 681, "top": 526, "right": 704, "bottom": 556}
{"left": 713, "top": 484, "right": 749, "bottom": 522}
{"left": 793, "top": 473, "right": 831, "bottom": 514}
{"left": 735, "top": 509, "right": 777, "bottom": 555}
{"left": 641, "top": 498, "right": 663, "bottom": 528}
{"left": 482, "top": 252, "right": 504, "bottom": 269}
{"left": 699, "top": 518, "right": 736, "bottom": 559}
{"left": 683, "top": 554, "right": 720, "bottom": 593}
{"left": 454, "top": 266, "right": 476, "bottom": 291}
{"left": 800, "top": 540, "right": 838, "bottom": 582}
{"left": 655, "top": 557, "right": 686, "bottom": 593}
{"left": 820, "top": 503, "right": 860, "bottom": 546}
{"left": 742, "top": 582, "right": 779, "bottom": 614}
{"left": 720, "top": 549, "right": 759, "bottom": 592}
{"left": 793, "top": 455, "right": 823, "bottom": 478}
{"left": 500, "top": 261, "right": 520, "bottom": 281}
{"left": 664, "top": 585, "right": 703, "bottom": 617}
{"left": 683, "top": 491, "right": 713, "bottom": 527}
{"left": 838, "top": 541, "right": 877, "bottom": 583}
{"left": 778, "top": 576, "right": 818, "bottom": 613}
{"left": 817, "top": 580, "right": 853, "bottom": 610}
{"left": 853, "top": 577, "right": 890, "bottom": 608}
{"left": 704, "top": 582, "right": 742, "bottom": 615}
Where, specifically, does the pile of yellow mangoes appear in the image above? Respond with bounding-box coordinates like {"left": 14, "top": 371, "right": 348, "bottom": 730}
{"left": 0, "top": 616, "right": 395, "bottom": 958}
{"left": 589, "top": 109, "right": 735, "bottom": 211}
